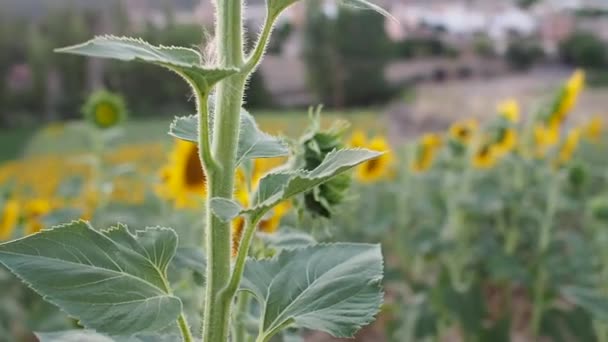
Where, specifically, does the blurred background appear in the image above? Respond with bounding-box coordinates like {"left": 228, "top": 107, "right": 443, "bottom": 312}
{"left": 1, "top": 0, "right": 608, "bottom": 341}
{"left": 2, "top": 0, "right": 607, "bottom": 140}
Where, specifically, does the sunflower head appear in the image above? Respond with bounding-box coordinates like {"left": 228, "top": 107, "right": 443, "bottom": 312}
{"left": 0, "top": 199, "right": 20, "bottom": 241}
{"left": 497, "top": 99, "right": 520, "bottom": 123}
{"left": 293, "top": 111, "right": 352, "bottom": 218}
{"left": 492, "top": 128, "right": 518, "bottom": 157}
{"left": 556, "top": 128, "right": 581, "bottom": 166}
{"left": 449, "top": 119, "right": 478, "bottom": 145}
{"left": 82, "top": 90, "right": 127, "bottom": 129}
{"left": 472, "top": 143, "right": 498, "bottom": 169}
{"left": 584, "top": 115, "right": 603, "bottom": 142}
{"left": 411, "top": 133, "right": 442, "bottom": 173}
{"left": 355, "top": 135, "right": 393, "bottom": 183}
{"left": 534, "top": 122, "right": 560, "bottom": 157}
{"left": 157, "top": 140, "right": 206, "bottom": 208}
{"left": 24, "top": 198, "right": 51, "bottom": 234}
{"left": 545, "top": 69, "right": 585, "bottom": 126}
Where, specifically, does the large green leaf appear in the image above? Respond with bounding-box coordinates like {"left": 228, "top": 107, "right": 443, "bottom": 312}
{"left": 36, "top": 330, "right": 179, "bottom": 342}
{"left": 56, "top": 36, "right": 237, "bottom": 94}
{"left": 562, "top": 286, "right": 608, "bottom": 321}
{"left": 241, "top": 243, "right": 384, "bottom": 339}
{"left": 168, "top": 110, "right": 288, "bottom": 165}
{"left": 0, "top": 221, "right": 182, "bottom": 335}
{"left": 246, "top": 149, "right": 381, "bottom": 219}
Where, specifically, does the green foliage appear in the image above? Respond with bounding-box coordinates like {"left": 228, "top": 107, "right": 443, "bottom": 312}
{"left": 505, "top": 37, "right": 544, "bottom": 71}
{"left": 56, "top": 36, "right": 238, "bottom": 96}
{"left": 294, "top": 113, "right": 352, "bottom": 218}
{"left": 0, "top": 221, "right": 182, "bottom": 335}
{"left": 168, "top": 110, "right": 289, "bottom": 166}
{"left": 560, "top": 31, "right": 607, "bottom": 69}
{"left": 303, "top": 2, "right": 395, "bottom": 107}
{"left": 244, "top": 149, "right": 381, "bottom": 221}
{"left": 241, "top": 243, "right": 383, "bottom": 339}
{"left": 395, "top": 37, "right": 459, "bottom": 59}
{"left": 0, "top": 0, "right": 389, "bottom": 339}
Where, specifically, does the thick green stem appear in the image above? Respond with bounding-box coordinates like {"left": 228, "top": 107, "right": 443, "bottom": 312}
{"left": 200, "top": 0, "right": 246, "bottom": 340}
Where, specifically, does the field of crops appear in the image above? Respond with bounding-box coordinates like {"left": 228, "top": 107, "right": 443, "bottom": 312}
{"left": 1, "top": 70, "right": 608, "bottom": 342}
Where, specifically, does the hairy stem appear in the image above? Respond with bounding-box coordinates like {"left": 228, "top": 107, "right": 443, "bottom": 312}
{"left": 200, "top": 0, "right": 246, "bottom": 340}
{"left": 244, "top": 13, "right": 275, "bottom": 73}
{"left": 224, "top": 215, "right": 262, "bottom": 298}
{"left": 233, "top": 292, "right": 251, "bottom": 342}
{"left": 178, "top": 314, "right": 194, "bottom": 342}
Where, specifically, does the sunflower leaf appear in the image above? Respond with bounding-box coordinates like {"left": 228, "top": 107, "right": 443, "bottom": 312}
{"left": 0, "top": 221, "right": 182, "bottom": 335}
{"left": 266, "top": 0, "right": 393, "bottom": 25}
{"left": 210, "top": 198, "right": 243, "bottom": 222}
{"left": 241, "top": 243, "right": 384, "bottom": 339}
{"left": 236, "top": 109, "right": 289, "bottom": 165}
{"left": 168, "top": 111, "right": 288, "bottom": 165}
{"left": 562, "top": 286, "right": 608, "bottom": 321}
{"left": 245, "top": 149, "right": 381, "bottom": 220}
{"left": 168, "top": 115, "right": 198, "bottom": 142}
{"left": 56, "top": 36, "right": 237, "bottom": 95}
{"left": 36, "top": 330, "right": 179, "bottom": 342}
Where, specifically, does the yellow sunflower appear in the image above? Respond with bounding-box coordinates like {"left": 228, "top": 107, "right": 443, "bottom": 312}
{"left": 349, "top": 130, "right": 368, "bottom": 148}
{"left": 158, "top": 140, "right": 206, "bottom": 208}
{"left": 550, "top": 69, "right": 585, "bottom": 126}
{"left": 0, "top": 199, "right": 20, "bottom": 241}
{"left": 556, "top": 128, "right": 581, "bottom": 166}
{"left": 82, "top": 90, "right": 127, "bottom": 129}
{"left": 349, "top": 132, "right": 393, "bottom": 182}
{"left": 493, "top": 128, "right": 518, "bottom": 157}
{"left": 449, "top": 119, "right": 478, "bottom": 144}
{"left": 584, "top": 115, "right": 603, "bottom": 142}
{"left": 24, "top": 198, "right": 51, "bottom": 235}
{"left": 498, "top": 99, "right": 520, "bottom": 123}
{"left": 472, "top": 144, "right": 498, "bottom": 169}
{"left": 411, "top": 133, "right": 442, "bottom": 173}
{"left": 534, "top": 122, "right": 560, "bottom": 157}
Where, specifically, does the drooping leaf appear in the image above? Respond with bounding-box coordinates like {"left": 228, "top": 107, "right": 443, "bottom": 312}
{"left": 210, "top": 198, "right": 244, "bottom": 222}
{"left": 0, "top": 221, "right": 182, "bottom": 335}
{"left": 562, "top": 286, "right": 608, "bottom": 321}
{"left": 36, "top": 330, "right": 179, "bottom": 342}
{"left": 56, "top": 36, "right": 237, "bottom": 94}
{"left": 246, "top": 149, "right": 381, "bottom": 219}
{"left": 266, "top": 0, "right": 393, "bottom": 23}
{"left": 236, "top": 108, "right": 289, "bottom": 165}
{"left": 241, "top": 243, "right": 384, "bottom": 339}
{"left": 168, "top": 111, "right": 288, "bottom": 165}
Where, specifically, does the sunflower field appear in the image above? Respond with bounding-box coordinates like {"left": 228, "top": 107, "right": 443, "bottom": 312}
{"left": 0, "top": 64, "right": 607, "bottom": 341}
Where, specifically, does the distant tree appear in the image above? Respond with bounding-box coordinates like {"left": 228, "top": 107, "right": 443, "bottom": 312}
{"left": 505, "top": 37, "right": 544, "bottom": 71}
{"left": 303, "top": 2, "right": 395, "bottom": 108}
{"left": 559, "top": 31, "right": 607, "bottom": 68}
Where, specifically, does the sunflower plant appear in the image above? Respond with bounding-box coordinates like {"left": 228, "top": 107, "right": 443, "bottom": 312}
{"left": 0, "top": 1, "right": 389, "bottom": 342}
